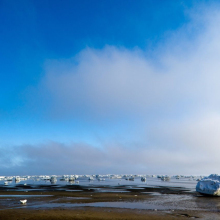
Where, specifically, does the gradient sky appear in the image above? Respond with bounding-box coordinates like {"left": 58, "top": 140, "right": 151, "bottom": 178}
{"left": 1, "top": 0, "right": 220, "bottom": 175}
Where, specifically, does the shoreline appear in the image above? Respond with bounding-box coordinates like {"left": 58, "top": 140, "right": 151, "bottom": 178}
{"left": 0, "top": 185, "right": 219, "bottom": 219}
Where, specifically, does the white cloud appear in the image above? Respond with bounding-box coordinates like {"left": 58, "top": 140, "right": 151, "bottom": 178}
{"left": 0, "top": 141, "right": 215, "bottom": 175}
{"left": 42, "top": 9, "right": 220, "bottom": 119}
{"left": 21, "top": 5, "right": 220, "bottom": 175}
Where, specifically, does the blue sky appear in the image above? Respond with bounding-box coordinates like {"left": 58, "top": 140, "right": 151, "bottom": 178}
{"left": 1, "top": 0, "right": 220, "bottom": 175}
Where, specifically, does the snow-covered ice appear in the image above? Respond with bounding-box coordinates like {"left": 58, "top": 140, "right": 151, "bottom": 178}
{"left": 196, "top": 174, "right": 220, "bottom": 196}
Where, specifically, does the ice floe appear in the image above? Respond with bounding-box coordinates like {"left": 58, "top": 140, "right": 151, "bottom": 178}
{"left": 196, "top": 174, "right": 220, "bottom": 196}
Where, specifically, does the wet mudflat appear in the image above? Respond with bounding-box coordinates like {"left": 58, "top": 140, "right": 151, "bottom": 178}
{"left": 0, "top": 183, "right": 220, "bottom": 219}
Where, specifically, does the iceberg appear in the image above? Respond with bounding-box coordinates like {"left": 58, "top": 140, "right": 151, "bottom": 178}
{"left": 196, "top": 174, "right": 220, "bottom": 196}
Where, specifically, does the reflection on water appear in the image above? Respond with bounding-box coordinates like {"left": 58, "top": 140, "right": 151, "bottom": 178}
{"left": 4, "top": 194, "right": 219, "bottom": 212}
{"left": 24, "top": 201, "right": 167, "bottom": 210}
{"left": 23, "top": 194, "right": 220, "bottom": 212}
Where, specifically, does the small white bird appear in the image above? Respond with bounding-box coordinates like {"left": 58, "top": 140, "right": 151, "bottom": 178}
{"left": 20, "top": 199, "right": 27, "bottom": 204}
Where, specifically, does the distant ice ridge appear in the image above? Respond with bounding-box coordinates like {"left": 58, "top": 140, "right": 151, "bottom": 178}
{"left": 196, "top": 174, "right": 220, "bottom": 196}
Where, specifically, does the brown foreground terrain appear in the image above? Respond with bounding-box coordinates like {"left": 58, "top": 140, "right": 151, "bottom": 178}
{"left": 0, "top": 207, "right": 213, "bottom": 220}
{"left": 0, "top": 185, "right": 219, "bottom": 219}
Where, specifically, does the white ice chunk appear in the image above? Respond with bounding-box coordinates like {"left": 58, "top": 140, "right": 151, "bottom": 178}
{"left": 196, "top": 174, "right": 220, "bottom": 196}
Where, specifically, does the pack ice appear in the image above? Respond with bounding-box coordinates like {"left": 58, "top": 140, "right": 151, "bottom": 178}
{"left": 196, "top": 174, "right": 220, "bottom": 196}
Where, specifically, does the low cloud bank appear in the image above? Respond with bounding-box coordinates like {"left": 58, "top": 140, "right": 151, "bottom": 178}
{"left": 1, "top": 137, "right": 219, "bottom": 176}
